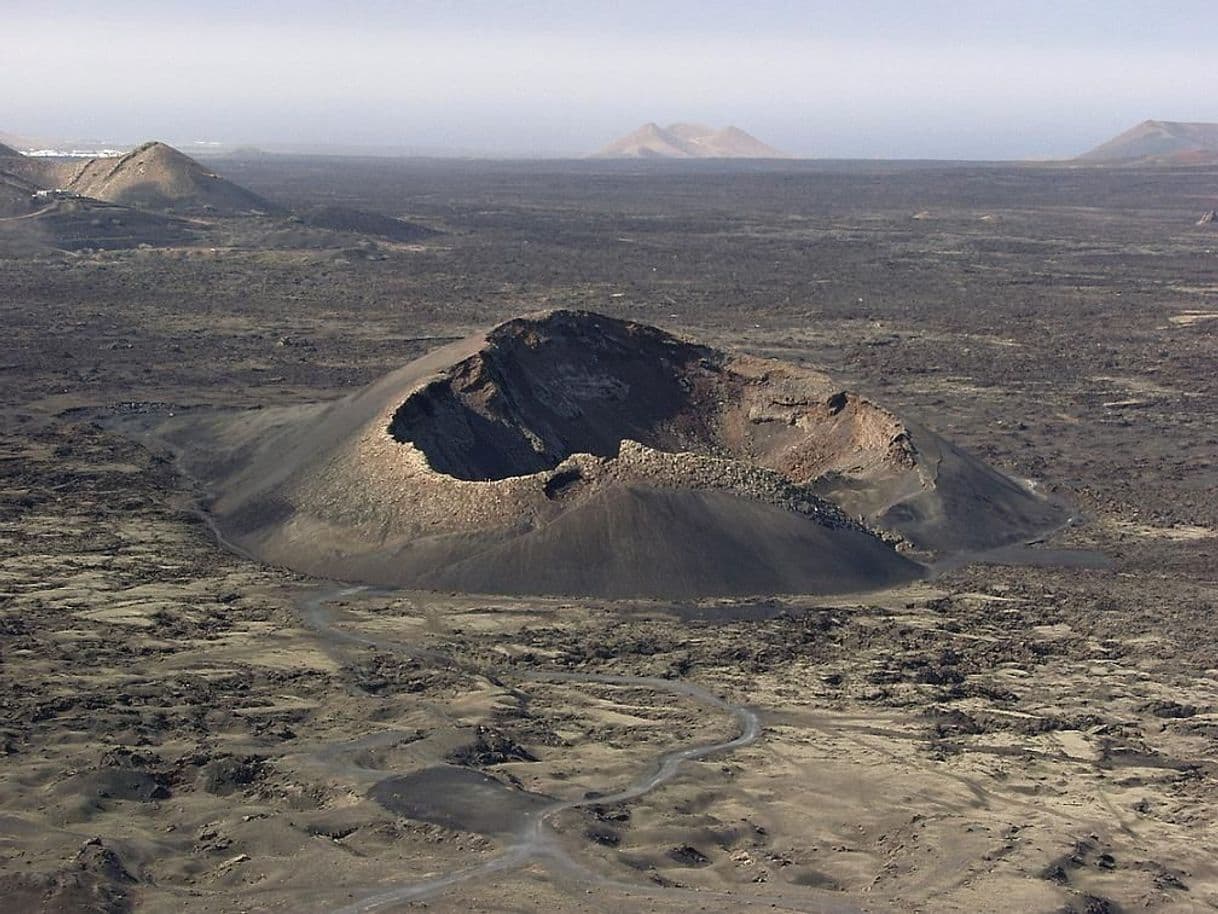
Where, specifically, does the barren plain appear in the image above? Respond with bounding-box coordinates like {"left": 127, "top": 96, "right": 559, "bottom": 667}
{"left": 1, "top": 157, "right": 1216, "bottom": 913}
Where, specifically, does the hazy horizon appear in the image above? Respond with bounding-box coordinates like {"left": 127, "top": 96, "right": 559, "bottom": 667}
{"left": 4, "top": 0, "right": 1217, "bottom": 159}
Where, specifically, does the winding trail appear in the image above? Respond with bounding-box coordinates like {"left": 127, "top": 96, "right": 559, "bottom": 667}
{"left": 0, "top": 204, "right": 56, "bottom": 222}
{"left": 292, "top": 585, "right": 797, "bottom": 914}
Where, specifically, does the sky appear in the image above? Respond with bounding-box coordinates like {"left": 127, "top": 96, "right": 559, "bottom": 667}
{"left": 3, "top": 1, "right": 1216, "bottom": 159}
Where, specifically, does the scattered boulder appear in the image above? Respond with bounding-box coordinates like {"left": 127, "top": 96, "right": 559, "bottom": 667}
{"left": 76, "top": 838, "right": 136, "bottom": 884}
{"left": 448, "top": 725, "right": 538, "bottom": 766}
{"left": 198, "top": 754, "right": 267, "bottom": 796}
{"left": 667, "top": 844, "right": 711, "bottom": 866}
{"left": 0, "top": 870, "right": 131, "bottom": 914}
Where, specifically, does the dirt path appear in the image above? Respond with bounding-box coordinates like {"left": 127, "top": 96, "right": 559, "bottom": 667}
{"left": 0, "top": 204, "right": 55, "bottom": 222}
{"left": 294, "top": 584, "right": 796, "bottom": 913}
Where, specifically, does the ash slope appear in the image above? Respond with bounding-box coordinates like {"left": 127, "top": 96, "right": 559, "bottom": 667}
{"left": 150, "top": 311, "right": 1064, "bottom": 598}
{"left": 63, "top": 141, "right": 277, "bottom": 214}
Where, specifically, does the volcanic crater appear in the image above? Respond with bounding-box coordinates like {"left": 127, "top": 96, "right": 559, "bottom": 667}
{"left": 148, "top": 310, "right": 1065, "bottom": 598}
{"left": 386, "top": 312, "right": 907, "bottom": 484}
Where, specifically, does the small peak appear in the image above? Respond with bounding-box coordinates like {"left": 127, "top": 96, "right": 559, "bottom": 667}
{"left": 130, "top": 140, "right": 183, "bottom": 157}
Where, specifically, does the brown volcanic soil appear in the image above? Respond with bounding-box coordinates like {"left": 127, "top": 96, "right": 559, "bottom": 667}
{"left": 143, "top": 310, "right": 1061, "bottom": 597}
{"left": 0, "top": 158, "right": 1216, "bottom": 914}
{"left": 64, "top": 142, "right": 276, "bottom": 214}
{"left": 0, "top": 156, "right": 83, "bottom": 193}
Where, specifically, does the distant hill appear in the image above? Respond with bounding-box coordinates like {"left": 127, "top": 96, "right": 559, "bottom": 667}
{"left": 594, "top": 123, "right": 787, "bottom": 159}
{"left": 299, "top": 205, "right": 438, "bottom": 243}
{"left": 1, "top": 133, "right": 445, "bottom": 250}
{"left": 62, "top": 141, "right": 278, "bottom": 214}
{"left": 1079, "top": 120, "right": 1218, "bottom": 164}
{"left": 0, "top": 138, "right": 263, "bottom": 251}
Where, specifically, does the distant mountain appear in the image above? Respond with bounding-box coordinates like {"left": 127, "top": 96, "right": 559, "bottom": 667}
{"left": 597, "top": 123, "right": 692, "bottom": 158}
{"left": 2, "top": 133, "right": 444, "bottom": 251}
{"left": 594, "top": 123, "right": 787, "bottom": 159}
{"left": 1079, "top": 120, "right": 1218, "bottom": 164}
{"left": 63, "top": 141, "right": 278, "bottom": 214}
{"left": 1, "top": 138, "right": 273, "bottom": 251}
